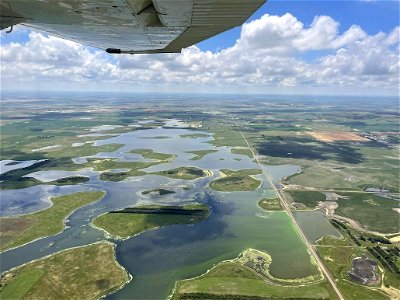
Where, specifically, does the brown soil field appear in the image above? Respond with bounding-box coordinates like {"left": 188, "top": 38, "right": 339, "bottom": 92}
{"left": 307, "top": 132, "right": 369, "bottom": 142}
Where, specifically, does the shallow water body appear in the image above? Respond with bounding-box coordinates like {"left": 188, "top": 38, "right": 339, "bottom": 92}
{"left": 1, "top": 125, "right": 340, "bottom": 299}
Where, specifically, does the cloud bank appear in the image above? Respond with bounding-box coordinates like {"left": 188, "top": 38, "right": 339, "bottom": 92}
{"left": 1, "top": 13, "right": 399, "bottom": 95}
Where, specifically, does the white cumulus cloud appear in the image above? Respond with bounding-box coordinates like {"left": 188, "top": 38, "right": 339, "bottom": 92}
{"left": 1, "top": 13, "right": 399, "bottom": 95}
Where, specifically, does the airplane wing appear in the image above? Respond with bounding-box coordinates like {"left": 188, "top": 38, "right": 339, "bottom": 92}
{"left": 0, "top": 0, "right": 266, "bottom": 54}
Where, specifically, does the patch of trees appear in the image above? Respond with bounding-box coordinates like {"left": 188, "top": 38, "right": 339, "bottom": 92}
{"left": 367, "top": 246, "right": 400, "bottom": 274}
{"left": 330, "top": 219, "right": 347, "bottom": 230}
{"left": 345, "top": 229, "right": 361, "bottom": 246}
{"left": 330, "top": 219, "right": 392, "bottom": 246}
{"left": 359, "top": 236, "right": 391, "bottom": 245}
{"left": 52, "top": 176, "right": 89, "bottom": 185}
{"left": 112, "top": 206, "right": 207, "bottom": 216}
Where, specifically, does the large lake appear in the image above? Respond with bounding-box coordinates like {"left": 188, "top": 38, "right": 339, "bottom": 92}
{"left": 0, "top": 124, "right": 340, "bottom": 299}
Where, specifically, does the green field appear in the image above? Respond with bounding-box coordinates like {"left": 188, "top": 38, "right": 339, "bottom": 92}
{"left": 230, "top": 147, "right": 254, "bottom": 158}
{"left": 0, "top": 191, "right": 105, "bottom": 252}
{"left": 154, "top": 166, "right": 209, "bottom": 180}
{"left": 316, "top": 246, "right": 390, "bottom": 299}
{"left": 258, "top": 198, "right": 282, "bottom": 211}
{"left": 209, "top": 169, "right": 261, "bottom": 192}
{"left": 335, "top": 193, "right": 399, "bottom": 233}
{"left": 129, "top": 148, "right": 175, "bottom": 161}
{"left": 186, "top": 149, "right": 218, "bottom": 160}
{"left": 92, "top": 204, "right": 210, "bottom": 238}
{"left": 172, "top": 248, "right": 334, "bottom": 300}
{"left": 0, "top": 243, "right": 129, "bottom": 299}
{"left": 287, "top": 190, "right": 326, "bottom": 209}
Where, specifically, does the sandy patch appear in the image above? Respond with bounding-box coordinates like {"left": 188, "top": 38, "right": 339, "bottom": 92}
{"left": 90, "top": 125, "right": 123, "bottom": 132}
{"left": 72, "top": 143, "right": 85, "bottom": 147}
{"left": 31, "top": 145, "right": 62, "bottom": 152}
{"left": 307, "top": 131, "right": 369, "bottom": 142}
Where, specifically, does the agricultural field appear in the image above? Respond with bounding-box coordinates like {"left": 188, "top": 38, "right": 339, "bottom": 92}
{"left": 0, "top": 93, "right": 398, "bottom": 299}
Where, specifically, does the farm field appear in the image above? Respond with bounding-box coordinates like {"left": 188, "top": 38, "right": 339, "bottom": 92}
{"left": 0, "top": 93, "right": 398, "bottom": 299}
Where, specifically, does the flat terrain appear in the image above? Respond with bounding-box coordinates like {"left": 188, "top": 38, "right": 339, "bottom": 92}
{"left": 0, "top": 242, "right": 129, "bottom": 299}
{"left": 209, "top": 169, "right": 261, "bottom": 192}
{"left": 258, "top": 198, "right": 282, "bottom": 211}
{"left": 287, "top": 190, "right": 399, "bottom": 233}
{"left": 186, "top": 149, "right": 218, "bottom": 160}
{"left": 154, "top": 166, "right": 209, "bottom": 180}
{"left": 129, "top": 148, "right": 175, "bottom": 161}
{"left": 0, "top": 94, "right": 398, "bottom": 299}
{"left": 307, "top": 132, "right": 369, "bottom": 142}
{"left": 317, "top": 219, "right": 400, "bottom": 299}
{"left": 172, "top": 248, "right": 333, "bottom": 300}
{"left": 92, "top": 204, "right": 210, "bottom": 238}
{"left": 0, "top": 191, "right": 105, "bottom": 252}
{"left": 335, "top": 193, "right": 399, "bottom": 233}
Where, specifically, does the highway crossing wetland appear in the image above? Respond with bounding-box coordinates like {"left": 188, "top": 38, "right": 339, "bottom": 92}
{"left": 0, "top": 93, "right": 399, "bottom": 299}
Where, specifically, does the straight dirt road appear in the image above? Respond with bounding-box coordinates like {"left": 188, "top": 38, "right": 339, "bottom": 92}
{"left": 230, "top": 115, "right": 345, "bottom": 300}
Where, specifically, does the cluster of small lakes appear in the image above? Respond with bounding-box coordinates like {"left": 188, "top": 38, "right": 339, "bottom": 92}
{"left": 0, "top": 111, "right": 398, "bottom": 300}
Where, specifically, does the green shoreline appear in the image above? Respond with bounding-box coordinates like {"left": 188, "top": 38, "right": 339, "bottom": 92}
{"left": 0, "top": 241, "right": 130, "bottom": 300}
{"left": 92, "top": 204, "right": 211, "bottom": 239}
{"left": 0, "top": 191, "right": 106, "bottom": 252}
{"left": 171, "top": 248, "right": 329, "bottom": 300}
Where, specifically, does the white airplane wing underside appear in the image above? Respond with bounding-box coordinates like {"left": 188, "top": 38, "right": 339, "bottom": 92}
{"left": 0, "top": 0, "right": 265, "bottom": 53}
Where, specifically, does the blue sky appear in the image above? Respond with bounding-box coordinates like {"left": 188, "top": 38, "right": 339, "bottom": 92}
{"left": 1, "top": 0, "right": 399, "bottom": 95}
{"left": 197, "top": 0, "right": 400, "bottom": 52}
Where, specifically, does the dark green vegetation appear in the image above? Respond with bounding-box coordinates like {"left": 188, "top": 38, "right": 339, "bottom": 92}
{"left": 286, "top": 190, "right": 326, "bottom": 209}
{"left": 129, "top": 148, "right": 175, "bottom": 161}
{"left": 209, "top": 169, "right": 261, "bottom": 192}
{"left": 287, "top": 190, "right": 399, "bottom": 233}
{"left": 142, "top": 188, "right": 175, "bottom": 196}
{"left": 1, "top": 94, "right": 399, "bottom": 299}
{"left": 186, "top": 149, "right": 218, "bottom": 160}
{"left": 154, "top": 167, "right": 209, "bottom": 180}
{"left": 0, "top": 143, "right": 122, "bottom": 189}
{"left": 180, "top": 133, "right": 209, "bottom": 139}
{"left": 99, "top": 171, "right": 131, "bottom": 182}
{"left": 0, "top": 243, "right": 129, "bottom": 299}
{"left": 92, "top": 204, "right": 210, "bottom": 238}
{"left": 316, "top": 246, "right": 389, "bottom": 299}
{"left": 94, "top": 160, "right": 160, "bottom": 181}
{"left": 335, "top": 193, "right": 399, "bottom": 233}
{"left": 0, "top": 191, "right": 105, "bottom": 252}
{"left": 0, "top": 164, "right": 91, "bottom": 190}
{"left": 317, "top": 219, "right": 399, "bottom": 297}
{"left": 367, "top": 246, "right": 400, "bottom": 275}
{"left": 258, "top": 198, "right": 282, "bottom": 211}
{"left": 230, "top": 147, "right": 254, "bottom": 158}
{"left": 0, "top": 175, "right": 90, "bottom": 190}
{"left": 172, "top": 248, "right": 334, "bottom": 299}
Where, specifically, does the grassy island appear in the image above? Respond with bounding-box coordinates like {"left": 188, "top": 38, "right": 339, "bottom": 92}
{"left": 186, "top": 150, "right": 218, "bottom": 160}
{"left": 0, "top": 175, "right": 90, "bottom": 190}
{"left": 92, "top": 204, "right": 210, "bottom": 238}
{"left": 0, "top": 191, "right": 105, "bottom": 252}
{"left": 129, "top": 148, "right": 175, "bottom": 161}
{"left": 172, "top": 248, "right": 332, "bottom": 300}
{"left": 142, "top": 188, "right": 175, "bottom": 196}
{"left": 258, "top": 198, "right": 282, "bottom": 211}
{"left": 154, "top": 167, "right": 210, "bottom": 180}
{"left": 0, "top": 242, "right": 129, "bottom": 300}
{"left": 209, "top": 169, "right": 261, "bottom": 192}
